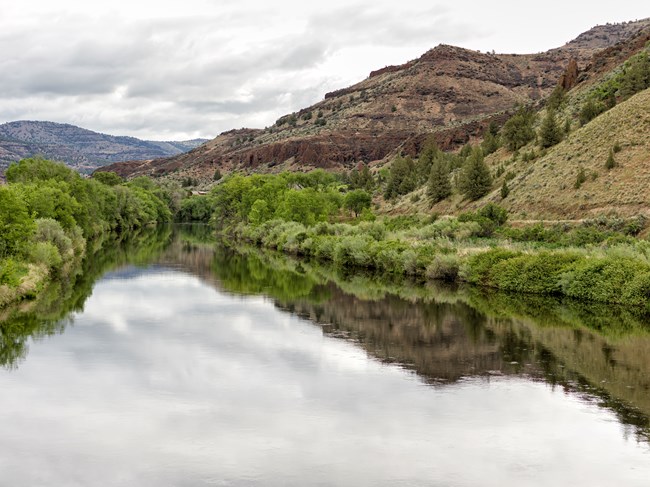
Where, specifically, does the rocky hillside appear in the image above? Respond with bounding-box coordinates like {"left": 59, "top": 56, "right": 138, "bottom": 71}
{"left": 0, "top": 121, "right": 208, "bottom": 173}
{"left": 101, "top": 19, "right": 650, "bottom": 182}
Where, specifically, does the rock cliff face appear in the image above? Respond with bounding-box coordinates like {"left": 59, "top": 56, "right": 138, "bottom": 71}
{"left": 100, "top": 19, "right": 650, "bottom": 181}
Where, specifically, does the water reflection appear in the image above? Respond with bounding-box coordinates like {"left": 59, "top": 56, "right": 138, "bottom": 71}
{"left": 0, "top": 226, "right": 649, "bottom": 485}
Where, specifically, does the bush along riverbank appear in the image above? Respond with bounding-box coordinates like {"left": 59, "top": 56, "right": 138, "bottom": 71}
{"left": 206, "top": 172, "right": 650, "bottom": 311}
{"left": 0, "top": 158, "right": 174, "bottom": 308}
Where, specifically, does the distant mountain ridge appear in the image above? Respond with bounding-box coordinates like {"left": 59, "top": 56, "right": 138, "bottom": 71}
{"left": 0, "top": 121, "right": 208, "bottom": 173}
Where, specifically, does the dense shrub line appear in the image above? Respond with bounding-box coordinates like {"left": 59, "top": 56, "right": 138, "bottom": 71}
{"left": 0, "top": 158, "right": 174, "bottom": 307}
{"left": 219, "top": 203, "right": 650, "bottom": 311}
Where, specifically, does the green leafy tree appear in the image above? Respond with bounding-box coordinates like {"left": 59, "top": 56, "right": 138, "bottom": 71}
{"left": 0, "top": 187, "right": 35, "bottom": 258}
{"left": 93, "top": 171, "right": 123, "bottom": 186}
{"left": 177, "top": 196, "right": 213, "bottom": 222}
{"left": 458, "top": 148, "right": 492, "bottom": 200}
{"left": 344, "top": 190, "right": 372, "bottom": 217}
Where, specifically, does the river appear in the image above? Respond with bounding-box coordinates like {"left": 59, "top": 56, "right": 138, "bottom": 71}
{"left": 1, "top": 225, "right": 649, "bottom": 486}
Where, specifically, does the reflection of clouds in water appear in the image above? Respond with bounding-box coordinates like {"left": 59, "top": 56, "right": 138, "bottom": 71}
{"left": 0, "top": 268, "right": 649, "bottom": 486}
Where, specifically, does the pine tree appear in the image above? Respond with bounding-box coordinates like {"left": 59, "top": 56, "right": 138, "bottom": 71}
{"left": 458, "top": 148, "right": 492, "bottom": 200}
{"left": 416, "top": 136, "right": 441, "bottom": 184}
{"left": 427, "top": 157, "right": 452, "bottom": 203}
{"left": 539, "top": 110, "right": 562, "bottom": 148}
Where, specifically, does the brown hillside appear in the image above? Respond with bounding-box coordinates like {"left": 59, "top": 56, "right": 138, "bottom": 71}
{"left": 101, "top": 19, "right": 650, "bottom": 183}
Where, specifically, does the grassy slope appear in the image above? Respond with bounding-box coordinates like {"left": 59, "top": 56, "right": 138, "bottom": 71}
{"left": 381, "top": 88, "right": 650, "bottom": 220}
{"left": 490, "top": 88, "right": 650, "bottom": 219}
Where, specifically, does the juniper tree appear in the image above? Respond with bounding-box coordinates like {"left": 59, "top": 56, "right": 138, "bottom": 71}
{"left": 539, "top": 110, "right": 563, "bottom": 148}
{"left": 427, "top": 157, "right": 452, "bottom": 203}
{"left": 458, "top": 148, "right": 492, "bottom": 200}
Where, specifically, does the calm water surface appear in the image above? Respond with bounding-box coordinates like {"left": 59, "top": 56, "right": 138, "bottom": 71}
{"left": 1, "top": 227, "right": 649, "bottom": 486}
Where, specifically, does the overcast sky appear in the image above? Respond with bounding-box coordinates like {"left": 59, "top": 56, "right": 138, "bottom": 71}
{"left": 1, "top": 1, "right": 647, "bottom": 140}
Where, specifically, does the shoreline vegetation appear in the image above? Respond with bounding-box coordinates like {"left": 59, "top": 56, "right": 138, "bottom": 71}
{"left": 197, "top": 171, "right": 650, "bottom": 312}
{"left": 2, "top": 157, "right": 650, "bottom": 314}
{"left": 0, "top": 158, "right": 176, "bottom": 308}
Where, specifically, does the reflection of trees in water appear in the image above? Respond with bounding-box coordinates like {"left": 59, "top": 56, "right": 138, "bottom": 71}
{"left": 2, "top": 226, "right": 650, "bottom": 442}
{"left": 0, "top": 225, "right": 173, "bottom": 370}
{"left": 209, "top": 245, "right": 650, "bottom": 443}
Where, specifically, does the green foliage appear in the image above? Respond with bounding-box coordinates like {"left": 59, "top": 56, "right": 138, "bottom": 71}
{"left": 490, "top": 252, "right": 581, "bottom": 295}
{"left": 546, "top": 86, "right": 567, "bottom": 111}
{"left": 177, "top": 196, "right": 213, "bottom": 222}
{"left": 0, "top": 258, "right": 28, "bottom": 287}
{"left": 33, "top": 218, "right": 73, "bottom": 259}
{"left": 416, "top": 136, "right": 441, "bottom": 184}
{"left": 478, "top": 203, "right": 508, "bottom": 226}
{"left": 0, "top": 186, "right": 35, "bottom": 258}
{"left": 5, "top": 157, "right": 76, "bottom": 184}
{"left": 500, "top": 181, "right": 510, "bottom": 199}
{"left": 605, "top": 150, "right": 617, "bottom": 170}
{"left": 344, "top": 190, "right": 372, "bottom": 217}
{"left": 93, "top": 171, "right": 123, "bottom": 186}
{"left": 213, "top": 169, "right": 223, "bottom": 181}
{"left": 314, "top": 118, "right": 326, "bottom": 127}
{"left": 481, "top": 131, "right": 500, "bottom": 155}
{"left": 618, "top": 51, "right": 650, "bottom": 100}
{"left": 348, "top": 164, "right": 374, "bottom": 191}
{"left": 457, "top": 148, "right": 492, "bottom": 200}
{"left": 426, "top": 254, "right": 460, "bottom": 281}
{"left": 427, "top": 157, "right": 452, "bottom": 203}
{"left": 539, "top": 110, "right": 563, "bottom": 148}
{"left": 181, "top": 177, "right": 198, "bottom": 187}
{"left": 501, "top": 106, "right": 536, "bottom": 151}
{"left": 384, "top": 155, "right": 417, "bottom": 199}
{"left": 464, "top": 248, "right": 521, "bottom": 287}
{"left": 574, "top": 167, "right": 587, "bottom": 189}
{"left": 579, "top": 99, "right": 606, "bottom": 125}
{"left": 211, "top": 171, "right": 343, "bottom": 228}
{"left": 28, "top": 241, "right": 62, "bottom": 274}
{"left": 561, "top": 257, "right": 649, "bottom": 305}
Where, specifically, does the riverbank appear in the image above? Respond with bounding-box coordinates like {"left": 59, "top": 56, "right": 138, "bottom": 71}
{"left": 223, "top": 213, "right": 650, "bottom": 311}
{"left": 0, "top": 158, "right": 174, "bottom": 309}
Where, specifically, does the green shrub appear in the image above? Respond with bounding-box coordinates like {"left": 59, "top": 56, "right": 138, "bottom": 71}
{"left": 490, "top": 252, "right": 582, "bottom": 295}
{"left": 357, "top": 221, "right": 386, "bottom": 241}
{"left": 622, "top": 271, "right": 650, "bottom": 310}
{"left": 560, "top": 256, "right": 647, "bottom": 304}
{"left": 33, "top": 218, "right": 73, "bottom": 258}
{"left": 333, "top": 236, "right": 374, "bottom": 268}
{"left": 426, "top": 254, "right": 460, "bottom": 282}
{"left": 28, "top": 241, "right": 63, "bottom": 274}
{"left": 463, "top": 248, "right": 522, "bottom": 286}
{"left": 0, "top": 258, "right": 28, "bottom": 287}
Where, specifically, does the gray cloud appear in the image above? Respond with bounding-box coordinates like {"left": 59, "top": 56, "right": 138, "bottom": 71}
{"left": 0, "top": 1, "right": 647, "bottom": 139}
